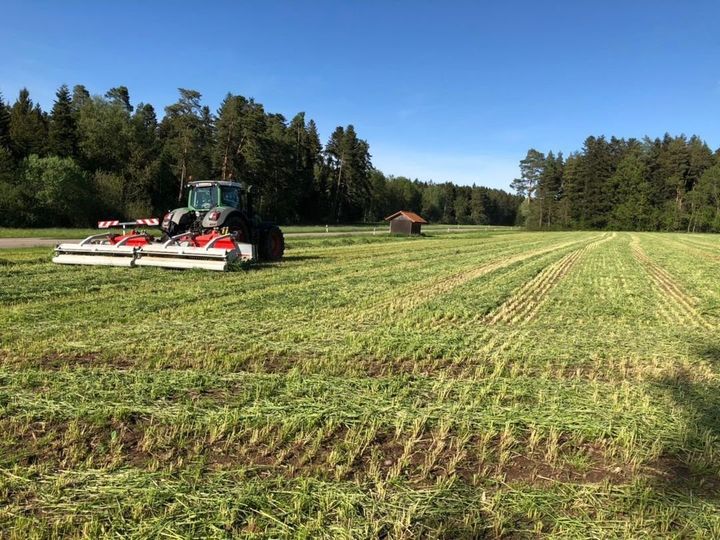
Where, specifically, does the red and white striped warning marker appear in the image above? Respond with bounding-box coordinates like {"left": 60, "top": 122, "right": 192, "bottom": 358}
{"left": 135, "top": 218, "right": 159, "bottom": 226}
{"left": 97, "top": 218, "right": 159, "bottom": 229}
{"left": 98, "top": 220, "right": 120, "bottom": 229}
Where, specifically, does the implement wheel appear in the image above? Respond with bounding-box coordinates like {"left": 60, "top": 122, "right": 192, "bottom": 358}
{"left": 259, "top": 226, "right": 285, "bottom": 261}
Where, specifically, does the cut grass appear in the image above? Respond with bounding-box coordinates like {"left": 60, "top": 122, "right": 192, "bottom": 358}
{"left": 1, "top": 230, "right": 719, "bottom": 537}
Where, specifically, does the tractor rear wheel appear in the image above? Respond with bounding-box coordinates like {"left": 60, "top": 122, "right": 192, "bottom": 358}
{"left": 259, "top": 226, "right": 285, "bottom": 261}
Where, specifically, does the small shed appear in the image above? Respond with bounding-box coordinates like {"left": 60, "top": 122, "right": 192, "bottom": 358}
{"left": 384, "top": 210, "right": 428, "bottom": 235}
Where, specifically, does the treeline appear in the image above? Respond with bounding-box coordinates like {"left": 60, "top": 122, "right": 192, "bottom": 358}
{"left": 0, "top": 85, "right": 520, "bottom": 227}
{"left": 513, "top": 135, "right": 720, "bottom": 232}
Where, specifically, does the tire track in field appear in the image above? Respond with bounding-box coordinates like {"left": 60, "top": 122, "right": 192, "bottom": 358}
{"left": 474, "top": 233, "right": 615, "bottom": 362}
{"left": 674, "top": 238, "right": 720, "bottom": 262}
{"left": 630, "top": 235, "right": 713, "bottom": 331}
{"left": 486, "top": 233, "right": 614, "bottom": 325}
{"left": 423, "top": 234, "right": 606, "bottom": 331}
{"left": 646, "top": 235, "right": 720, "bottom": 269}
{"left": 682, "top": 237, "right": 720, "bottom": 252}
{"left": 487, "top": 249, "right": 583, "bottom": 325}
{"left": 424, "top": 246, "right": 575, "bottom": 329}
{"left": 333, "top": 236, "right": 569, "bottom": 325}
{"left": 372, "top": 235, "right": 598, "bottom": 318}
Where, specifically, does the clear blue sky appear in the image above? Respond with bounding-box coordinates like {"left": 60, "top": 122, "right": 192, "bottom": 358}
{"left": 2, "top": 0, "right": 719, "bottom": 190}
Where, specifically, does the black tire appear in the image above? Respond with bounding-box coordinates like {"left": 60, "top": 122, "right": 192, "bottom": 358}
{"left": 163, "top": 213, "right": 194, "bottom": 240}
{"left": 259, "top": 225, "right": 285, "bottom": 261}
{"left": 161, "top": 221, "right": 179, "bottom": 242}
{"left": 223, "top": 215, "right": 250, "bottom": 243}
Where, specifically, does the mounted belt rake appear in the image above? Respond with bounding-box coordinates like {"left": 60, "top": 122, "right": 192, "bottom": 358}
{"left": 53, "top": 219, "right": 256, "bottom": 271}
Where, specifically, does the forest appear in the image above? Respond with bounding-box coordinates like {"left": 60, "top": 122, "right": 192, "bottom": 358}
{"left": 514, "top": 135, "right": 720, "bottom": 232}
{"left": 0, "top": 86, "right": 520, "bottom": 227}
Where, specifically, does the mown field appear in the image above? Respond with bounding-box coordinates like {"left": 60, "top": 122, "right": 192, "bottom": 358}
{"left": 1, "top": 230, "right": 719, "bottom": 538}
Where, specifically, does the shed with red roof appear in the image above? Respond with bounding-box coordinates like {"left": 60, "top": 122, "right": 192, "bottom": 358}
{"left": 384, "top": 210, "right": 428, "bottom": 235}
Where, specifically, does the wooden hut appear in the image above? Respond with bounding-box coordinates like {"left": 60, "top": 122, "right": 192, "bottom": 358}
{"left": 384, "top": 211, "right": 428, "bottom": 235}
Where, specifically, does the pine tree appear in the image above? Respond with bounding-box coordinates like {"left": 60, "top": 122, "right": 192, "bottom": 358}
{"left": 577, "top": 136, "right": 615, "bottom": 228}
{"left": 214, "top": 94, "right": 245, "bottom": 180}
{"left": 0, "top": 94, "right": 18, "bottom": 219}
{"left": 0, "top": 93, "right": 11, "bottom": 150}
{"left": 607, "top": 149, "right": 652, "bottom": 230}
{"left": 126, "top": 103, "right": 161, "bottom": 215}
{"left": 441, "top": 183, "right": 456, "bottom": 223}
{"left": 212, "top": 94, "right": 267, "bottom": 188}
{"left": 661, "top": 135, "right": 691, "bottom": 229}
{"left": 324, "top": 125, "right": 372, "bottom": 222}
{"left": 687, "top": 135, "right": 714, "bottom": 195}
{"left": 470, "top": 186, "right": 489, "bottom": 224}
{"left": 161, "top": 89, "right": 210, "bottom": 201}
{"left": 9, "top": 88, "right": 47, "bottom": 159}
{"left": 454, "top": 187, "right": 471, "bottom": 224}
{"left": 71, "top": 85, "right": 91, "bottom": 113}
{"left": 303, "top": 119, "right": 326, "bottom": 220}
{"left": 105, "top": 86, "right": 133, "bottom": 113}
{"left": 262, "top": 112, "right": 294, "bottom": 220}
{"left": 533, "top": 151, "right": 563, "bottom": 228}
{"left": 557, "top": 152, "right": 582, "bottom": 228}
{"left": 287, "top": 112, "right": 320, "bottom": 221}
{"left": 48, "top": 85, "right": 78, "bottom": 158}
{"left": 688, "top": 164, "right": 720, "bottom": 232}
{"left": 420, "top": 183, "right": 443, "bottom": 222}
{"left": 511, "top": 149, "right": 545, "bottom": 198}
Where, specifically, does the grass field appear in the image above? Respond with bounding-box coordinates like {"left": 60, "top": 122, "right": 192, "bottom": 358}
{"left": 1, "top": 230, "right": 719, "bottom": 538}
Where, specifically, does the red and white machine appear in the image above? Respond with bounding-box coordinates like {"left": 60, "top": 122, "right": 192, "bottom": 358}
{"left": 52, "top": 219, "right": 256, "bottom": 271}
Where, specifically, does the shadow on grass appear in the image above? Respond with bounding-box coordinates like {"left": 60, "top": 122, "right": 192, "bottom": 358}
{"left": 650, "top": 342, "right": 720, "bottom": 499}
{"left": 226, "top": 255, "right": 324, "bottom": 272}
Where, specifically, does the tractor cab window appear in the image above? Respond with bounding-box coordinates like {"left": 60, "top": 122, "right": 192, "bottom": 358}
{"left": 190, "top": 187, "right": 216, "bottom": 210}
{"left": 220, "top": 186, "right": 241, "bottom": 208}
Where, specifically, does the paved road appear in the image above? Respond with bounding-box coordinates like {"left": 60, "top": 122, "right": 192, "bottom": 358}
{"left": 0, "top": 227, "right": 502, "bottom": 249}
{"left": 0, "top": 238, "right": 65, "bottom": 248}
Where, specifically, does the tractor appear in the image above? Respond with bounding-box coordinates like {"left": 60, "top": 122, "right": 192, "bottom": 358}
{"left": 161, "top": 180, "right": 285, "bottom": 261}
{"left": 53, "top": 180, "right": 285, "bottom": 271}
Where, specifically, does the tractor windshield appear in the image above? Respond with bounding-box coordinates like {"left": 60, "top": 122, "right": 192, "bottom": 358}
{"left": 190, "top": 186, "right": 216, "bottom": 210}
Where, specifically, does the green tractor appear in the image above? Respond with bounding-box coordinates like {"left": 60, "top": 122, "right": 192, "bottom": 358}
{"left": 161, "top": 180, "right": 285, "bottom": 261}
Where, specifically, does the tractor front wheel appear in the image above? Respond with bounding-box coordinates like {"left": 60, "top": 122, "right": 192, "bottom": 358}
{"left": 224, "top": 216, "right": 250, "bottom": 244}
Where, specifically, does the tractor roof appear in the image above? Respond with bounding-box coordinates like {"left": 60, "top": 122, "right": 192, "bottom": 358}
{"left": 189, "top": 180, "right": 244, "bottom": 189}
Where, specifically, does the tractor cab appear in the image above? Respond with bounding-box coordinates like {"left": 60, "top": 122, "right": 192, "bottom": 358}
{"left": 188, "top": 181, "right": 247, "bottom": 213}
{"left": 162, "top": 180, "right": 255, "bottom": 237}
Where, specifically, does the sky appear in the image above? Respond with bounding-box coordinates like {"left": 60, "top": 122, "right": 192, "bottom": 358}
{"left": 1, "top": 0, "right": 719, "bottom": 190}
